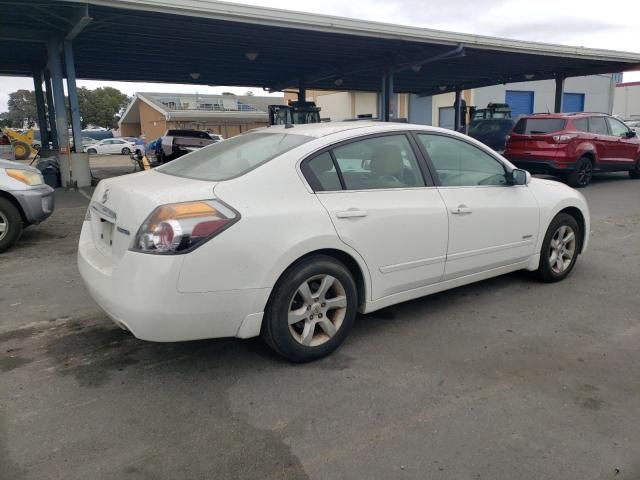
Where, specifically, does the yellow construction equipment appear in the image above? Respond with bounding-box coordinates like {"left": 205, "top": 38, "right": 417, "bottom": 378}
{"left": 0, "top": 128, "right": 37, "bottom": 160}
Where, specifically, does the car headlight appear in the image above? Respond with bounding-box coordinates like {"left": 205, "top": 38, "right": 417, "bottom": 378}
{"left": 131, "top": 199, "right": 239, "bottom": 254}
{"left": 6, "top": 168, "right": 44, "bottom": 186}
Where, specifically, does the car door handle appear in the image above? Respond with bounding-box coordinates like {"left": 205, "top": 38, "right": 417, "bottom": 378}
{"left": 450, "top": 205, "right": 472, "bottom": 215}
{"left": 336, "top": 209, "right": 368, "bottom": 218}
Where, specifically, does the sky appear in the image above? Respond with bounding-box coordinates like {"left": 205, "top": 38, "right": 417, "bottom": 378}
{"left": 1, "top": 0, "right": 639, "bottom": 111}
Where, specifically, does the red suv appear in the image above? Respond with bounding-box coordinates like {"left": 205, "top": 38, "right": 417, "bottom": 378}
{"left": 504, "top": 113, "right": 640, "bottom": 187}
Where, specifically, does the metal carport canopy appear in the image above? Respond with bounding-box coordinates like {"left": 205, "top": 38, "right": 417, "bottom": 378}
{"left": 1, "top": 0, "right": 640, "bottom": 96}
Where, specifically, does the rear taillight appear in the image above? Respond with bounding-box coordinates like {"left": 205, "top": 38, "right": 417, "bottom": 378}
{"left": 505, "top": 134, "right": 511, "bottom": 143}
{"left": 131, "top": 199, "right": 239, "bottom": 254}
{"left": 552, "top": 133, "right": 578, "bottom": 143}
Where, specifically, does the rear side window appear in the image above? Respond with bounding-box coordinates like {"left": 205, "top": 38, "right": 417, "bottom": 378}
{"left": 513, "top": 118, "right": 566, "bottom": 134}
{"left": 588, "top": 117, "right": 609, "bottom": 135}
{"left": 332, "top": 135, "right": 425, "bottom": 190}
{"left": 303, "top": 152, "right": 342, "bottom": 191}
{"left": 159, "top": 132, "right": 312, "bottom": 181}
{"left": 572, "top": 118, "right": 589, "bottom": 132}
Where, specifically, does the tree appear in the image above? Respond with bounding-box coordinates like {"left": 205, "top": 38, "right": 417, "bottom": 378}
{"left": 77, "top": 87, "right": 129, "bottom": 129}
{"left": 244, "top": 90, "right": 255, "bottom": 97}
{"left": 6, "top": 89, "right": 37, "bottom": 127}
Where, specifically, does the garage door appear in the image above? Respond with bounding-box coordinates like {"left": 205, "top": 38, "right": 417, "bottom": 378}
{"left": 438, "top": 107, "right": 455, "bottom": 130}
{"left": 409, "top": 94, "right": 433, "bottom": 125}
{"left": 505, "top": 90, "right": 534, "bottom": 117}
{"left": 562, "top": 93, "right": 585, "bottom": 113}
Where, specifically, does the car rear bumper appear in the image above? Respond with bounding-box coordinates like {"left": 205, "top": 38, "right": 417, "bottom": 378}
{"left": 77, "top": 222, "right": 271, "bottom": 341}
{"left": 507, "top": 158, "right": 575, "bottom": 174}
{"left": 10, "top": 185, "right": 55, "bottom": 224}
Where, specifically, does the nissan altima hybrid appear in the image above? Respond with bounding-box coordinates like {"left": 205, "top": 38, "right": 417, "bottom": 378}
{"left": 78, "top": 122, "right": 590, "bottom": 362}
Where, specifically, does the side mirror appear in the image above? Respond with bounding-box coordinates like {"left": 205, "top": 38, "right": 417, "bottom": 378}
{"left": 626, "top": 130, "right": 637, "bottom": 138}
{"left": 510, "top": 168, "right": 530, "bottom": 186}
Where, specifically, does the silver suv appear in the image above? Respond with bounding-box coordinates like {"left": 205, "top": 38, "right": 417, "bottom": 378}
{"left": 0, "top": 159, "right": 54, "bottom": 252}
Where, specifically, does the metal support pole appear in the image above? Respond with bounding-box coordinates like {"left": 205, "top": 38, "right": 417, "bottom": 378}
{"left": 554, "top": 77, "right": 565, "bottom": 113}
{"left": 298, "top": 77, "right": 306, "bottom": 103}
{"left": 43, "top": 70, "right": 58, "bottom": 150}
{"left": 33, "top": 71, "right": 48, "bottom": 147}
{"left": 454, "top": 89, "right": 461, "bottom": 131}
{"left": 63, "top": 40, "right": 83, "bottom": 152}
{"left": 381, "top": 73, "right": 392, "bottom": 122}
{"left": 388, "top": 73, "right": 394, "bottom": 120}
{"left": 48, "top": 38, "right": 70, "bottom": 153}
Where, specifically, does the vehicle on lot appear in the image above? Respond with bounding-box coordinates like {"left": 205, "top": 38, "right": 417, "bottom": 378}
{"left": 82, "top": 128, "right": 114, "bottom": 141}
{"left": 0, "top": 159, "right": 54, "bottom": 252}
{"left": 84, "top": 138, "right": 137, "bottom": 155}
{"left": 269, "top": 101, "right": 322, "bottom": 125}
{"left": 158, "top": 129, "right": 217, "bottom": 163}
{"left": 504, "top": 113, "right": 640, "bottom": 187}
{"left": 466, "top": 118, "right": 515, "bottom": 153}
{"left": 468, "top": 102, "right": 512, "bottom": 121}
{"left": 78, "top": 122, "right": 590, "bottom": 362}
{"left": 0, "top": 128, "right": 37, "bottom": 160}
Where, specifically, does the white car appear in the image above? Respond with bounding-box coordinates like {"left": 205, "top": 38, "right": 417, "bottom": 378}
{"left": 84, "top": 138, "right": 136, "bottom": 155}
{"left": 78, "top": 122, "right": 590, "bottom": 362}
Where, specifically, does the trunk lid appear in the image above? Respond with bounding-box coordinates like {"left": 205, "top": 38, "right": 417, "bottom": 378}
{"left": 89, "top": 170, "right": 217, "bottom": 261}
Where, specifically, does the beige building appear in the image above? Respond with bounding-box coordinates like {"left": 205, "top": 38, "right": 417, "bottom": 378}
{"left": 613, "top": 81, "right": 640, "bottom": 120}
{"left": 119, "top": 92, "right": 282, "bottom": 139}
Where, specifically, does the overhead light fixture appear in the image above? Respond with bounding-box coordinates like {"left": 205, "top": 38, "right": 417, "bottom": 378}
{"left": 439, "top": 85, "right": 447, "bottom": 91}
{"left": 334, "top": 78, "right": 343, "bottom": 86}
{"left": 245, "top": 52, "right": 259, "bottom": 61}
{"left": 524, "top": 73, "right": 534, "bottom": 80}
{"left": 411, "top": 64, "right": 422, "bottom": 73}
{"left": 189, "top": 72, "right": 200, "bottom": 80}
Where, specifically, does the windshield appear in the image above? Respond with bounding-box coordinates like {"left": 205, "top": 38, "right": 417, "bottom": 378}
{"left": 158, "top": 132, "right": 313, "bottom": 181}
{"left": 513, "top": 118, "right": 566, "bottom": 135}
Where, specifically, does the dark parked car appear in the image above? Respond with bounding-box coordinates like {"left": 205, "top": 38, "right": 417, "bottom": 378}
{"left": 466, "top": 118, "right": 515, "bottom": 153}
{"left": 504, "top": 113, "right": 640, "bottom": 187}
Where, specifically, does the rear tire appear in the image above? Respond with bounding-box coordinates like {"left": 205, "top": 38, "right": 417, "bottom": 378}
{"left": 262, "top": 255, "right": 358, "bottom": 362}
{"left": 536, "top": 213, "right": 580, "bottom": 283}
{"left": 0, "top": 198, "right": 24, "bottom": 253}
{"left": 566, "top": 156, "right": 593, "bottom": 188}
{"left": 13, "top": 141, "right": 31, "bottom": 160}
{"left": 87, "top": 148, "right": 97, "bottom": 155}
{"left": 629, "top": 160, "right": 640, "bottom": 179}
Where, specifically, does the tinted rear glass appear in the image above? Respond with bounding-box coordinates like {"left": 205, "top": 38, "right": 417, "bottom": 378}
{"left": 588, "top": 117, "right": 609, "bottom": 135}
{"left": 158, "top": 132, "right": 313, "bottom": 181}
{"left": 513, "top": 118, "right": 566, "bottom": 135}
{"left": 572, "top": 118, "right": 589, "bottom": 132}
{"left": 166, "top": 130, "right": 211, "bottom": 139}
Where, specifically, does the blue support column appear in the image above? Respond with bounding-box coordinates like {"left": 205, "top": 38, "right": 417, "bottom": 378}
{"left": 64, "top": 40, "right": 83, "bottom": 152}
{"left": 43, "top": 70, "right": 59, "bottom": 150}
{"left": 33, "top": 71, "right": 48, "bottom": 147}
{"left": 47, "top": 38, "right": 70, "bottom": 153}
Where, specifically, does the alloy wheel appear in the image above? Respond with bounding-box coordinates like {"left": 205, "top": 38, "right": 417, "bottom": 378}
{"left": 548, "top": 225, "right": 576, "bottom": 274}
{"left": 0, "top": 210, "right": 8, "bottom": 241}
{"left": 287, "top": 274, "right": 348, "bottom": 347}
{"left": 577, "top": 161, "right": 592, "bottom": 186}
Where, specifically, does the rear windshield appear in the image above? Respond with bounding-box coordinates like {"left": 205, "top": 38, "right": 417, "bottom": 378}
{"left": 166, "top": 130, "right": 211, "bottom": 139}
{"left": 513, "top": 118, "right": 566, "bottom": 135}
{"left": 158, "top": 132, "right": 313, "bottom": 181}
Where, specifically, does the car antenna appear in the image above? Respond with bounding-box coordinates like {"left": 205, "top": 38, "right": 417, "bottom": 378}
{"left": 545, "top": 104, "right": 550, "bottom": 114}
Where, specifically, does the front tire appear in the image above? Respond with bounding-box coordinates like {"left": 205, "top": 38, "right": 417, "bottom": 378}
{"left": 87, "top": 148, "right": 97, "bottom": 155}
{"left": 0, "top": 198, "right": 24, "bottom": 253}
{"left": 262, "top": 255, "right": 358, "bottom": 362}
{"left": 536, "top": 213, "right": 580, "bottom": 283}
{"left": 566, "top": 157, "right": 593, "bottom": 188}
{"left": 629, "top": 160, "right": 640, "bottom": 179}
{"left": 121, "top": 147, "right": 131, "bottom": 155}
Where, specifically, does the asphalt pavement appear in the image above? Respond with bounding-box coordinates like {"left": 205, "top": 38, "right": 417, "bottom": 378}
{"left": 1, "top": 172, "right": 639, "bottom": 480}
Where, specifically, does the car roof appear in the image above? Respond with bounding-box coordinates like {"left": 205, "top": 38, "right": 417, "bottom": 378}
{"left": 517, "top": 112, "right": 608, "bottom": 119}
{"left": 252, "top": 121, "right": 453, "bottom": 138}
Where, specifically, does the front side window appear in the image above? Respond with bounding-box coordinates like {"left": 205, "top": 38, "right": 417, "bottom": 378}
{"left": 589, "top": 117, "right": 609, "bottom": 135}
{"left": 417, "top": 134, "right": 507, "bottom": 187}
{"left": 159, "top": 132, "right": 312, "bottom": 181}
{"left": 607, "top": 117, "right": 630, "bottom": 137}
{"left": 332, "top": 135, "right": 425, "bottom": 190}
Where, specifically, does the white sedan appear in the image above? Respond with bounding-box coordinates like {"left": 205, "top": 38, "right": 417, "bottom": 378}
{"left": 78, "top": 122, "right": 590, "bottom": 362}
{"left": 84, "top": 138, "right": 136, "bottom": 155}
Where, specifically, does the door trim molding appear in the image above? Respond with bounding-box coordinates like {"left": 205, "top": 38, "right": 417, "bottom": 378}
{"left": 380, "top": 255, "right": 446, "bottom": 274}
{"left": 447, "top": 239, "right": 533, "bottom": 262}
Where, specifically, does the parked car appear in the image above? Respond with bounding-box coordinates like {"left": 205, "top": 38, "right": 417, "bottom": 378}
{"left": 465, "top": 118, "right": 515, "bottom": 153}
{"left": 82, "top": 128, "right": 114, "bottom": 141}
{"left": 123, "top": 137, "right": 146, "bottom": 155}
{"left": 84, "top": 138, "right": 137, "bottom": 155}
{"left": 0, "top": 159, "right": 54, "bottom": 252}
{"left": 78, "top": 122, "right": 590, "bottom": 362}
{"left": 504, "top": 113, "right": 640, "bottom": 187}
{"left": 158, "top": 129, "right": 217, "bottom": 162}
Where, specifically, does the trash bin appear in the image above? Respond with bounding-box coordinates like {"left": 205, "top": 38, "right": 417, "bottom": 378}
{"left": 37, "top": 158, "right": 61, "bottom": 189}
